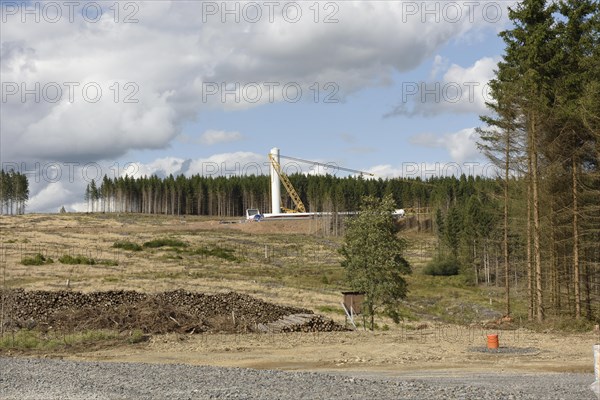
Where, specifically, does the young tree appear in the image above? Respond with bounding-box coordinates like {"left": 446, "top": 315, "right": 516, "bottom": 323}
{"left": 84, "top": 184, "right": 91, "bottom": 213}
{"left": 339, "top": 194, "right": 411, "bottom": 330}
{"left": 478, "top": 79, "right": 526, "bottom": 317}
{"left": 89, "top": 180, "right": 98, "bottom": 212}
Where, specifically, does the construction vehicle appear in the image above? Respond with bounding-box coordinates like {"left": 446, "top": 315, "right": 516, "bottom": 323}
{"left": 245, "top": 208, "right": 264, "bottom": 221}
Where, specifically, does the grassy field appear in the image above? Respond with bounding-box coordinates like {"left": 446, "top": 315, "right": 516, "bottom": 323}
{"left": 0, "top": 212, "right": 515, "bottom": 327}
{"left": 1, "top": 213, "right": 598, "bottom": 376}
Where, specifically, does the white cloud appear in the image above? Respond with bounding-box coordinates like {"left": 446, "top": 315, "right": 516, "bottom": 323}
{"left": 199, "top": 130, "right": 243, "bottom": 145}
{"left": 128, "top": 157, "right": 190, "bottom": 178}
{"left": 124, "top": 152, "right": 268, "bottom": 178}
{"left": 386, "top": 56, "right": 499, "bottom": 118}
{"left": 187, "top": 152, "right": 267, "bottom": 176}
{"left": 27, "top": 180, "right": 80, "bottom": 213}
{"left": 409, "top": 127, "right": 483, "bottom": 163}
{"left": 367, "top": 160, "right": 496, "bottom": 180}
{"left": 429, "top": 55, "right": 448, "bottom": 80}
{"left": 2, "top": 1, "right": 504, "bottom": 163}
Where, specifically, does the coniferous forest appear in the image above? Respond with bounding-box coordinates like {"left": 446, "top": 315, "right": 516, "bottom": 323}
{"left": 86, "top": 0, "right": 599, "bottom": 323}
{"left": 476, "top": 0, "right": 600, "bottom": 322}
{"left": 0, "top": 169, "right": 29, "bottom": 215}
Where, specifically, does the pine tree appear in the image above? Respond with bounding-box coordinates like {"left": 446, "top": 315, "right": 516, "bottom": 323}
{"left": 340, "top": 194, "right": 411, "bottom": 329}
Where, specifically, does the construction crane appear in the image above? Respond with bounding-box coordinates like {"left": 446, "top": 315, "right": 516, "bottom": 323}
{"left": 268, "top": 150, "right": 374, "bottom": 214}
{"left": 268, "top": 152, "right": 307, "bottom": 213}
{"left": 278, "top": 155, "right": 375, "bottom": 177}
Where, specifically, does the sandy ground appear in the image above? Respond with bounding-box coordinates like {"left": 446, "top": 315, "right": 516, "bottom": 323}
{"left": 50, "top": 324, "right": 598, "bottom": 376}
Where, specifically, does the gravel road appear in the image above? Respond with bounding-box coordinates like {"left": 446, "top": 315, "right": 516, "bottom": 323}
{"left": 0, "top": 357, "right": 596, "bottom": 400}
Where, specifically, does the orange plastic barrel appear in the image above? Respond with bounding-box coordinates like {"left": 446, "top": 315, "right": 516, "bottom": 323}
{"left": 487, "top": 334, "right": 499, "bottom": 350}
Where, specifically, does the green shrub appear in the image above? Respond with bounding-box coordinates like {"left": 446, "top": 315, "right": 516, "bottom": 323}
{"left": 99, "top": 259, "right": 119, "bottom": 266}
{"left": 59, "top": 254, "right": 96, "bottom": 265}
{"left": 58, "top": 254, "right": 118, "bottom": 266}
{"left": 127, "top": 329, "right": 149, "bottom": 344}
{"left": 423, "top": 257, "right": 460, "bottom": 276}
{"left": 21, "top": 253, "right": 53, "bottom": 266}
{"left": 143, "top": 238, "right": 188, "bottom": 249}
{"left": 193, "top": 246, "right": 238, "bottom": 261}
{"left": 113, "top": 240, "right": 142, "bottom": 251}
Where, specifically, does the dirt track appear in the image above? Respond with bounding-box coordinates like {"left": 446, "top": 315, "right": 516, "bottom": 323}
{"left": 66, "top": 325, "right": 598, "bottom": 375}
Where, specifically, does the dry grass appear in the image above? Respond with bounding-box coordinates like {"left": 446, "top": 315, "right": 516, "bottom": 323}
{"left": 0, "top": 213, "right": 508, "bottom": 326}
{"left": 0, "top": 214, "right": 350, "bottom": 314}
{"left": 1, "top": 214, "right": 596, "bottom": 374}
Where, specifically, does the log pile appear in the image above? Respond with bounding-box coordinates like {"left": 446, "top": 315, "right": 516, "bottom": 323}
{"left": 257, "top": 313, "right": 347, "bottom": 333}
{"left": 0, "top": 289, "right": 344, "bottom": 334}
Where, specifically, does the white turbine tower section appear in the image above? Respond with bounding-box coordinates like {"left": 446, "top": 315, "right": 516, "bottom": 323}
{"left": 270, "top": 147, "right": 281, "bottom": 214}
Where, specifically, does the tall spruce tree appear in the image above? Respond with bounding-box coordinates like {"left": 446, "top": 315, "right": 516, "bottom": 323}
{"left": 339, "top": 194, "right": 411, "bottom": 330}
{"left": 482, "top": 0, "right": 559, "bottom": 321}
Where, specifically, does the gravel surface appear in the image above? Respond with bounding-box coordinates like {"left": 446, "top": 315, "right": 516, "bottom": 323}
{"left": 0, "top": 357, "right": 596, "bottom": 400}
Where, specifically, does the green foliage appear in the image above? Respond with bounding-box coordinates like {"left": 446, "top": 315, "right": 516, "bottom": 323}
{"left": 59, "top": 254, "right": 96, "bottom": 265}
{"left": 21, "top": 253, "right": 53, "bottom": 266}
{"left": 0, "top": 169, "right": 29, "bottom": 215}
{"left": 476, "top": 0, "right": 600, "bottom": 321}
{"left": 127, "top": 329, "right": 148, "bottom": 344}
{"left": 57, "top": 255, "right": 117, "bottom": 266}
{"left": 143, "top": 238, "right": 189, "bottom": 249}
{"left": 435, "top": 208, "right": 444, "bottom": 236}
{"left": 340, "top": 194, "right": 411, "bottom": 330}
{"left": 0, "top": 330, "right": 120, "bottom": 351}
{"left": 192, "top": 246, "right": 238, "bottom": 261}
{"left": 444, "top": 206, "right": 462, "bottom": 258}
{"left": 89, "top": 169, "right": 506, "bottom": 219}
{"left": 423, "top": 257, "right": 460, "bottom": 276}
{"left": 548, "top": 317, "right": 595, "bottom": 333}
{"left": 113, "top": 240, "right": 142, "bottom": 251}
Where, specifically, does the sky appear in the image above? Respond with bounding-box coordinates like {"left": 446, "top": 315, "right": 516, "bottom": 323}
{"left": 0, "top": 0, "right": 519, "bottom": 212}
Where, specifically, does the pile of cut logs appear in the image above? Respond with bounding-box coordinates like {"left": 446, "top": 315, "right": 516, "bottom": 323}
{"left": 0, "top": 289, "right": 345, "bottom": 334}
{"left": 257, "top": 313, "right": 347, "bottom": 333}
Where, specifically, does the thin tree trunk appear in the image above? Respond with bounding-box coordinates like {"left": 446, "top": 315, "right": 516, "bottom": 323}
{"left": 572, "top": 157, "right": 581, "bottom": 319}
{"left": 550, "top": 202, "right": 558, "bottom": 314}
{"left": 503, "top": 137, "right": 510, "bottom": 316}
{"left": 584, "top": 261, "right": 592, "bottom": 320}
{"left": 531, "top": 117, "right": 544, "bottom": 322}
{"left": 527, "top": 152, "right": 534, "bottom": 321}
{"left": 495, "top": 250, "right": 499, "bottom": 288}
